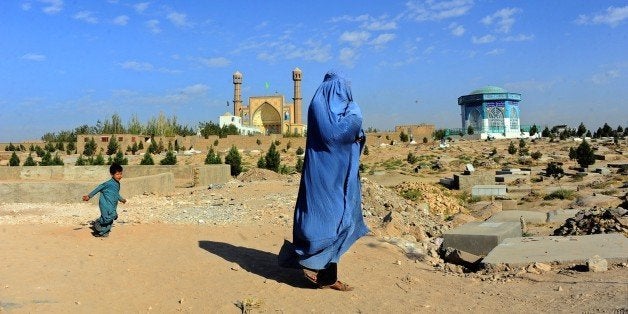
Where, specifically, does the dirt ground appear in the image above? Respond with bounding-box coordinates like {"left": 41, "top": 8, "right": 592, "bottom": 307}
{"left": 1, "top": 137, "right": 627, "bottom": 313}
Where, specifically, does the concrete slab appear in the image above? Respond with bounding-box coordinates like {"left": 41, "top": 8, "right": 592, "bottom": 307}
{"left": 442, "top": 221, "right": 521, "bottom": 256}
{"left": 546, "top": 209, "right": 580, "bottom": 223}
{"left": 472, "top": 185, "right": 507, "bottom": 197}
{"left": 482, "top": 234, "right": 628, "bottom": 266}
{"left": 486, "top": 210, "right": 547, "bottom": 224}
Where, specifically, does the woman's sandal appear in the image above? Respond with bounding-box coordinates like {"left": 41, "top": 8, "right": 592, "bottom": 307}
{"left": 322, "top": 281, "right": 354, "bottom": 291}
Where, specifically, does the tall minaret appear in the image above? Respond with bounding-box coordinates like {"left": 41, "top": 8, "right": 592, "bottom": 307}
{"left": 292, "top": 67, "right": 302, "bottom": 124}
{"left": 233, "top": 71, "right": 243, "bottom": 117}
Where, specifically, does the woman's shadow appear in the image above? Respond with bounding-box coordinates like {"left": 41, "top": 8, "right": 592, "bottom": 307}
{"left": 198, "top": 240, "right": 310, "bottom": 288}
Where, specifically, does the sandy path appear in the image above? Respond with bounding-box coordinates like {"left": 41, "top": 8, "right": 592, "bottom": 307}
{"left": 2, "top": 223, "right": 627, "bottom": 313}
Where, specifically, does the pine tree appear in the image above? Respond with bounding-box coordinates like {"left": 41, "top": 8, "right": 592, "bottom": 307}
{"left": 9, "top": 151, "right": 20, "bottom": 166}
{"left": 508, "top": 141, "right": 517, "bottom": 155}
{"left": 40, "top": 151, "right": 52, "bottom": 166}
{"left": 113, "top": 151, "right": 128, "bottom": 165}
{"left": 24, "top": 153, "right": 37, "bottom": 166}
{"left": 83, "top": 137, "right": 97, "bottom": 156}
{"left": 576, "top": 122, "right": 587, "bottom": 137}
{"left": 107, "top": 136, "right": 119, "bottom": 155}
{"left": 575, "top": 140, "right": 595, "bottom": 168}
{"left": 160, "top": 150, "right": 177, "bottom": 165}
{"left": 224, "top": 145, "right": 242, "bottom": 176}
{"left": 257, "top": 155, "right": 266, "bottom": 168}
{"left": 529, "top": 124, "right": 538, "bottom": 137}
{"left": 264, "top": 142, "right": 281, "bottom": 172}
{"left": 204, "top": 147, "right": 221, "bottom": 164}
{"left": 93, "top": 153, "right": 105, "bottom": 165}
{"left": 52, "top": 153, "right": 64, "bottom": 165}
{"left": 140, "top": 152, "right": 154, "bottom": 165}
{"left": 76, "top": 154, "right": 86, "bottom": 166}
{"left": 295, "top": 156, "right": 304, "bottom": 173}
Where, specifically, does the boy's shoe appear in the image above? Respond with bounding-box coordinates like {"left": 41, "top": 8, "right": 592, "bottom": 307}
{"left": 91, "top": 231, "right": 109, "bottom": 238}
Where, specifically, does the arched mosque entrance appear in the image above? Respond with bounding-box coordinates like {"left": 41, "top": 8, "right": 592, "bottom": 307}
{"left": 488, "top": 106, "right": 505, "bottom": 134}
{"left": 470, "top": 108, "right": 482, "bottom": 131}
{"left": 252, "top": 102, "right": 282, "bottom": 134}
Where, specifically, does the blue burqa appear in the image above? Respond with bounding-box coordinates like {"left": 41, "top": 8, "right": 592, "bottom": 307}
{"left": 283, "top": 72, "right": 369, "bottom": 270}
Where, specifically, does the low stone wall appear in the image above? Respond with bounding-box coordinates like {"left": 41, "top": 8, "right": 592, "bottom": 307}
{"left": 0, "top": 164, "right": 231, "bottom": 203}
{"left": 0, "top": 172, "right": 174, "bottom": 203}
{"left": 453, "top": 172, "right": 496, "bottom": 190}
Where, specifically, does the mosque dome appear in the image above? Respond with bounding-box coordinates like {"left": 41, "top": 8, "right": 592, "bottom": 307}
{"left": 470, "top": 86, "right": 507, "bottom": 95}
{"left": 233, "top": 71, "right": 242, "bottom": 78}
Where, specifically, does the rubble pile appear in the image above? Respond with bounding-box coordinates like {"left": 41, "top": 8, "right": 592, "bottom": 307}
{"left": 360, "top": 178, "right": 449, "bottom": 241}
{"left": 391, "top": 181, "right": 469, "bottom": 216}
{"left": 553, "top": 207, "right": 628, "bottom": 236}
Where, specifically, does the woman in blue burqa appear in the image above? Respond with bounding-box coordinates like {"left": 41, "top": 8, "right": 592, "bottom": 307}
{"left": 279, "top": 71, "right": 369, "bottom": 291}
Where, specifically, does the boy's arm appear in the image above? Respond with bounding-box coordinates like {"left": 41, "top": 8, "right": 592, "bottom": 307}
{"left": 84, "top": 182, "right": 106, "bottom": 200}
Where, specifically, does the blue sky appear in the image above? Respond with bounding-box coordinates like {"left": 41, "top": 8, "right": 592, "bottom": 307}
{"left": 1, "top": 0, "right": 627, "bottom": 142}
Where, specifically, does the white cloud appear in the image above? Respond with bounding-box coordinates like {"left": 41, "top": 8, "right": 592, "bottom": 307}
{"left": 21, "top": 2, "right": 32, "bottom": 10}
{"left": 370, "top": 33, "right": 396, "bottom": 48}
{"left": 362, "top": 17, "right": 397, "bottom": 31}
{"left": 134, "top": 2, "right": 149, "bottom": 14}
{"left": 146, "top": 19, "right": 161, "bottom": 34}
{"left": 120, "top": 61, "right": 154, "bottom": 71}
{"left": 181, "top": 84, "right": 209, "bottom": 96}
{"left": 503, "top": 34, "right": 534, "bottom": 42}
{"left": 195, "top": 57, "right": 231, "bottom": 68}
{"left": 340, "top": 31, "right": 371, "bottom": 47}
{"left": 73, "top": 11, "right": 98, "bottom": 24}
{"left": 329, "top": 14, "right": 370, "bottom": 23}
{"left": 481, "top": 7, "right": 519, "bottom": 33}
{"left": 472, "top": 34, "right": 495, "bottom": 44}
{"left": 339, "top": 47, "right": 357, "bottom": 68}
{"left": 576, "top": 5, "right": 628, "bottom": 27}
{"left": 21, "top": 53, "right": 46, "bottom": 61}
{"left": 486, "top": 48, "right": 504, "bottom": 55}
{"left": 113, "top": 15, "right": 129, "bottom": 26}
{"left": 40, "top": 0, "right": 63, "bottom": 15}
{"left": 448, "top": 22, "right": 465, "bottom": 36}
{"left": 591, "top": 69, "right": 620, "bottom": 85}
{"left": 405, "top": 0, "right": 474, "bottom": 21}
{"left": 167, "top": 12, "right": 191, "bottom": 27}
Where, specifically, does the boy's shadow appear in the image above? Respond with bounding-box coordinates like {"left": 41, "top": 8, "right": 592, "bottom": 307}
{"left": 198, "top": 240, "right": 309, "bottom": 288}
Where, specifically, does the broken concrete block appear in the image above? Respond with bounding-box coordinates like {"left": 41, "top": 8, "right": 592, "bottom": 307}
{"left": 586, "top": 255, "right": 608, "bottom": 272}
{"left": 442, "top": 221, "right": 521, "bottom": 256}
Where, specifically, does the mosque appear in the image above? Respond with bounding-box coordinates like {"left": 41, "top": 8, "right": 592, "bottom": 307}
{"left": 458, "top": 86, "right": 525, "bottom": 139}
{"left": 219, "top": 68, "right": 306, "bottom": 136}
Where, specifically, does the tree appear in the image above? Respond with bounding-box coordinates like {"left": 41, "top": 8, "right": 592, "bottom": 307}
{"left": 576, "top": 122, "right": 587, "bottom": 137}
{"left": 106, "top": 135, "right": 119, "bottom": 155}
{"left": 574, "top": 140, "right": 595, "bottom": 168}
{"left": 83, "top": 137, "right": 97, "bottom": 156}
{"left": 295, "top": 156, "right": 304, "bottom": 173}
{"left": 295, "top": 146, "right": 304, "bottom": 155}
{"left": 529, "top": 124, "right": 538, "bottom": 137}
{"left": 541, "top": 127, "right": 551, "bottom": 138}
{"left": 52, "top": 153, "right": 64, "bottom": 165}
{"left": 264, "top": 142, "right": 281, "bottom": 172}
{"left": 586, "top": 130, "right": 592, "bottom": 138}
{"left": 257, "top": 155, "right": 266, "bottom": 168}
{"left": 224, "top": 145, "right": 242, "bottom": 176}
{"left": 160, "top": 150, "right": 177, "bottom": 165}
{"left": 40, "top": 151, "right": 52, "bottom": 166}
{"left": 546, "top": 162, "right": 564, "bottom": 178}
{"left": 148, "top": 138, "right": 158, "bottom": 154}
{"left": 399, "top": 131, "right": 409, "bottom": 142}
{"left": 204, "top": 146, "right": 221, "bottom": 164}
{"left": 140, "top": 152, "right": 154, "bottom": 165}
{"left": 531, "top": 151, "right": 542, "bottom": 160}
{"left": 508, "top": 141, "right": 517, "bottom": 155}
{"left": 66, "top": 141, "right": 76, "bottom": 155}
{"left": 9, "top": 152, "right": 20, "bottom": 166}
{"left": 76, "top": 154, "right": 87, "bottom": 166}
{"left": 24, "top": 153, "right": 37, "bottom": 166}
{"left": 467, "top": 125, "right": 474, "bottom": 135}
{"left": 93, "top": 153, "right": 105, "bottom": 165}
{"left": 363, "top": 145, "right": 369, "bottom": 155}
{"left": 112, "top": 151, "right": 128, "bottom": 165}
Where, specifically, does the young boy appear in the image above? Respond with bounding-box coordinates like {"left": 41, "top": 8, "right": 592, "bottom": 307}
{"left": 83, "top": 163, "right": 127, "bottom": 237}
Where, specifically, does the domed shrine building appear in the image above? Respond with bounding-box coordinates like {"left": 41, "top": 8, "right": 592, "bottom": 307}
{"left": 458, "top": 86, "right": 523, "bottom": 139}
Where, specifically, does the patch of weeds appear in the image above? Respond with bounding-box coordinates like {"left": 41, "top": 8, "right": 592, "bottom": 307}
{"left": 382, "top": 158, "right": 403, "bottom": 170}
{"left": 522, "top": 231, "right": 534, "bottom": 237}
{"left": 570, "top": 173, "right": 586, "bottom": 182}
{"left": 399, "top": 188, "right": 421, "bottom": 201}
{"left": 444, "top": 215, "right": 454, "bottom": 221}
{"left": 590, "top": 180, "right": 613, "bottom": 189}
{"left": 543, "top": 189, "right": 576, "bottom": 200}
{"left": 540, "top": 201, "right": 553, "bottom": 206}
{"left": 600, "top": 189, "right": 618, "bottom": 196}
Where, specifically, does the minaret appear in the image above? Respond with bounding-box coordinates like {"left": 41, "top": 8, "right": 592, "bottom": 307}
{"left": 292, "top": 67, "right": 302, "bottom": 124}
{"left": 233, "top": 71, "right": 243, "bottom": 117}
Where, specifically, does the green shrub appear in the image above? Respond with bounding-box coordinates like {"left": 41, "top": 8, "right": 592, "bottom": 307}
{"left": 224, "top": 145, "right": 242, "bottom": 176}
{"left": 9, "top": 152, "right": 20, "bottom": 166}
{"left": 160, "top": 150, "right": 177, "bottom": 165}
{"left": 140, "top": 152, "right": 154, "bottom": 165}
{"left": 543, "top": 189, "right": 576, "bottom": 200}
